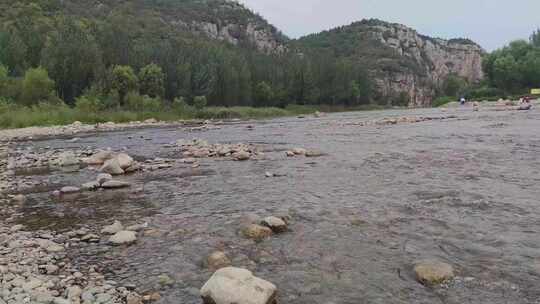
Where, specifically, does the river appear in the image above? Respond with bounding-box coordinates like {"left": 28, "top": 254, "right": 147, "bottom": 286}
{"left": 6, "top": 107, "right": 540, "bottom": 304}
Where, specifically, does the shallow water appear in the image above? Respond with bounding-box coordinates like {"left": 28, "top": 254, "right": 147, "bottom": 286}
{"left": 7, "top": 107, "right": 540, "bottom": 303}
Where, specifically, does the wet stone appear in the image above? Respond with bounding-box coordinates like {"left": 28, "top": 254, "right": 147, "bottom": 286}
{"left": 242, "top": 224, "right": 273, "bottom": 242}
{"left": 207, "top": 251, "right": 232, "bottom": 270}
{"left": 261, "top": 216, "right": 288, "bottom": 233}
{"left": 101, "top": 180, "right": 131, "bottom": 189}
{"left": 200, "top": 267, "right": 277, "bottom": 304}
{"left": 101, "top": 220, "right": 124, "bottom": 235}
{"left": 414, "top": 260, "right": 455, "bottom": 285}
{"left": 109, "top": 231, "right": 137, "bottom": 245}
{"left": 60, "top": 186, "right": 80, "bottom": 194}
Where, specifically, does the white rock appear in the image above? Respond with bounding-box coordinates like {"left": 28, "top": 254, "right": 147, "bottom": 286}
{"left": 83, "top": 150, "right": 114, "bottom": 165}
{"left": 101, "top": 180, "right": 131, "bottom": 189}
{"left": 60, "top": 186, "right": 80, "bottom": 194}
{"left": 56, "top": 151, "right": 79, "bottom": 167}
{"left": 97, "top": 173, "right": 113, "bottom": 185}
{"left": 200, "top": 267, "right": 277, "bottom": 304}
{"left": 291, "top": 148, "right": 306, "bottom": 155}
{"left": 233, "top": 151, "right": 251, "bottom": 161}
{"left": 100, "top": 159, "right": 124, "bottom": 175}
{"left": 109, "top": 231, "right": 137, "bottom": 245}
{"left": 81, "top": 181, "right": 100, "bottom": 191}
{"left": 115, "top": 153, "right": 134, "bottom": 170}
{"left": 261, "top": 216, "right": 288, "bottom": 233}
{"left": 101, "top": 221, "right": 124, "bottom": 235}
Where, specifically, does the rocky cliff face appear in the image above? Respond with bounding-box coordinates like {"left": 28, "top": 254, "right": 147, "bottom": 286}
{"left": 176, "top": 0, "right": 287, "bottom": 54}
{"left": 369, "top": 23, "right": 484, "bottom": 107}
{"left": 192, "top": 20, "right": 286, "bottom": 54}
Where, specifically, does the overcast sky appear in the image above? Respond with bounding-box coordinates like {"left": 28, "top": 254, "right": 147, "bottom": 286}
{"left": 238, "top": 0, "right": 540, "bottom": 51}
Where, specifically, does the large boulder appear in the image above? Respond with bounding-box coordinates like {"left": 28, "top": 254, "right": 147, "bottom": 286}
{"left": 414, "top": 260, "right": 455, "bottom": 285}
{"left": 200, "top": 267, "right": 277, "bottom": 304}
{"left": 100, "top": 159, "right": 125, "bottom": 175}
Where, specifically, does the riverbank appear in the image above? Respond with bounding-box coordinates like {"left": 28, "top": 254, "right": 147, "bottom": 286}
{"left": 0, "top": 103, "right": 385, "bottom": 130}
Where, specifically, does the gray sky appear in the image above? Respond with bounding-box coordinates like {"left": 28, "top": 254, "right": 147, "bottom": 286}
{"left": 238, "top": 0, "right": 540, "bottom": 51}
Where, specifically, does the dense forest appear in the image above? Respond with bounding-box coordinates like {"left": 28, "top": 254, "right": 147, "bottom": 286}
{"left": 0, "top": 0, "right": 375, "bottom": 115}
{"left": 0, "top": 0, "right": 538, "bottom": 124}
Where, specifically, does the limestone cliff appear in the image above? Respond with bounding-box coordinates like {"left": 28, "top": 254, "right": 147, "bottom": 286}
{"left": 372, "top": 23, "right": 484, "bottom": 107}
{"left": 295, "top": 19, "right": 485, "bottom": 107}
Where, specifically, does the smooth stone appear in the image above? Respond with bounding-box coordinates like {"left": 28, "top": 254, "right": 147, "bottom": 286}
{"left": 261, "top": 216, "right": 288, "bottom": 233}
{"left": 291, "top": 148, "right": 306, "bottom": 155}
{"left": 60, "top": 186, "right": 80, "bottom": 194}
{"left": 100, "top": 158, "right": 125, "bottom": 175}
{"left": 96, "top": 173, "right": 113, "bottom": 185}
{"left": 200, "top": 267, "right": 277, "bottom": 304}
{"left": 81, "top": 181, "right": 100, "bottom": 191}
{"left": 207, "top": 251, "right": 232, "bottom": 270}
{"left": 101, "top": 221, "right": 124, "bottom": 235}
{"left": 109, "top": 231, "right": 137, "bottom": 245}
{"left": 83, "top": 150, "right": 114, "bottom": 165}
{"left": 116, "top": 153, "right": 134, "bottom": 170}
{"left": 101, "top": 180, "right": 131, "bottom": 189}
{"left": 305, "top": 150, "right": 323, "bottom": 157}
{"left": 56, "top": 151, "right": 79, "bottom": 167}
{"left": 414, "top": 260, "right": 455, "bottom": 285}
{"left": 233, "top": 151, "right": 251, "bottom": 161}
{"left": 242, "top": 224, "right": 272, "bottom": 241}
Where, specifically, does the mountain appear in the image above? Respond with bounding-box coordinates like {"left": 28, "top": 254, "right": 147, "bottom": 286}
{"left": 58, "top": 0, "right": 288, "bottom": 54}
{"left": 294, "top": 19, "right": 485, "bottom": 107}
{"left": 0, "top": 1, "right": 484, "bottom": 108}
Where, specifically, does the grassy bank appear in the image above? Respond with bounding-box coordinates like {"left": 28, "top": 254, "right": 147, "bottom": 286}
{"left": 0, "top": 103, "right": 385, "bottom": 129}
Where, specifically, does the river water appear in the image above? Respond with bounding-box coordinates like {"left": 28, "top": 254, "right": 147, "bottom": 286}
{"left": 7, "top": 107, "right": 540, "bottom": 304}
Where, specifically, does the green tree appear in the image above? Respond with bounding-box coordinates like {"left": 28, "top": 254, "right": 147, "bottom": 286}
{"left": 41, "top": 17, "right": 102, "bottom": 104}
{"left": 349, "top": 80, "right": 361, "bottom": 105}
{"left": 111, "top": 65, "right": 138, "bottom": 106}
{"left": 139, "top": 63, "right": 165, "bottom": 98}
{"left": 443, "top": 74, "right": 467, "bottom": 97}
{"left": 520, "top": 49, "right": 540, "bottom": 87}
{"left": 254, "top": 81, "right": 274, "bottom": 106}
{"left": 0, "top": 65, "right": 8, "bottom": 93}
{"left": 20, "top": 67, "right": 55, "bottom": 106}
{"left": 530, "top": 29, "right": 540, "bottom": 48}
{"left": 493, "top": 55, "right": 521, "bottom": 92}
{"left": 193, "top": 95, "right": 207, "bottom": 110}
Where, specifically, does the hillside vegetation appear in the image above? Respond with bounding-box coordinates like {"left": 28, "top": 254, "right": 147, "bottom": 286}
{"left": 1, "top": 0, "right": 532, "bottom": 127}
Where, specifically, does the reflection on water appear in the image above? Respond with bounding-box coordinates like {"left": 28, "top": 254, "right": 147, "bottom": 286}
{"left": 9, "top": 108, "right": 540, "bottom": 303}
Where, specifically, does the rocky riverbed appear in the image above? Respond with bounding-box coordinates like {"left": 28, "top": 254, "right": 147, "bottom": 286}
{"left": 2, "top": 105, "right": 540, "bottom": 304}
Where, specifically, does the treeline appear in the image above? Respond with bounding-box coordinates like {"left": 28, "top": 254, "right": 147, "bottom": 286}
{"left": 481, "top": 30, "right": 540, "bottom": 95}
{"left": 434, "top": 29, "right": 540, "bottom": 106}
{"left": 0, "top": 1, "right": 374, "bottom": 112}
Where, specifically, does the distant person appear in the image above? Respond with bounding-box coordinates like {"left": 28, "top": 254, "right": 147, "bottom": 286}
{"left": 518, "top": 96, "right": 532, "bottom": 110}
{"left": 460, "top": 97, "right": 466, "bottom": 105}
